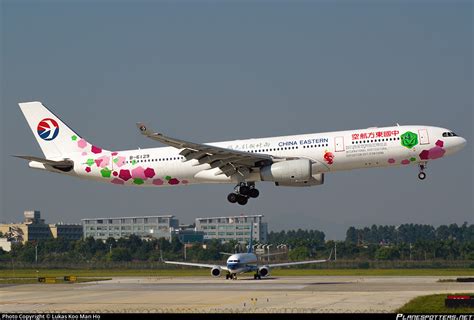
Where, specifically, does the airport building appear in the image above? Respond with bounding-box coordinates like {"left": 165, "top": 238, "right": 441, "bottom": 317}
{"left": 81, "top": 215, "right": 180, "bottom": 241}
{"left": 195, "top": 214, "right": 268, "bottom": 243}
{"left": 0, "top": 211, "right": 83, "bottom": 246}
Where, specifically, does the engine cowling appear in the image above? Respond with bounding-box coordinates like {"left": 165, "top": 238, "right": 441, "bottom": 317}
{"left": 258, "top": 266, "right": 270, "bottom": 277}
{"left": 260, "top": 159, "right": 312, "bottom": 183}
{"left": 211, "top": 266, "right": 221, "bottom": 277}
{"left": 275, "top": 173, "right": 324, "bottom": 187}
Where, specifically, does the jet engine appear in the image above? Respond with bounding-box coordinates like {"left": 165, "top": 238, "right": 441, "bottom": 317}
{"left": 260, "top": 159, "right": 312, "bottom": 183}
{"left": 211, "top": 266, "right": 221, "bottom": 277}
{"left": 258, "top": 266, "right": 270, "bottom": 278}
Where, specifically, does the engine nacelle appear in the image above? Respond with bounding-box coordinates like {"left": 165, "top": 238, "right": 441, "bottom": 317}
{"left": 275, "top": 173, "right": 324, "bottom": 187}
{"left": 211, "top": 266, "right": 221, "bottom": 277}
{"left": 260, "top": 159, "right": 312, "bottom": 183}
{"left": 258, "top": 266, "right": 270, "bottom": 277}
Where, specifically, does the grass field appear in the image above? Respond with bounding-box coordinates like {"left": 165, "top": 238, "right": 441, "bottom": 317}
{"left": 397, "top": 293, "right": 474, "bottom": 313}
{"left": 0, "top": 268, "right": 473, "bottom": 278}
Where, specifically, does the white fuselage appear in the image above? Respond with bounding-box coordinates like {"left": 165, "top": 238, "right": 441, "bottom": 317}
{"left": 32, "top": 125, "right": 466, "bottom": 187}
{"left": 226, "top": 253, "right": 258, "bottom": 274}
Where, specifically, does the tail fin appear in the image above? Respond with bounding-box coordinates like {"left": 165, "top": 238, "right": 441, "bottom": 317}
{"left": 248, "top": 223, "right": 254, "bottom": 253}
{"left": 18, "top": 101, "right": 102, "bottom": 159}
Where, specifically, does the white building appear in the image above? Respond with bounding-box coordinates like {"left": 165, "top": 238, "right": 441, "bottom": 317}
{"left": 195, "top": 214, "right": 267, "bottom": 243}
{"left": 82, "top": 215, "right": 179, "bottom": 241}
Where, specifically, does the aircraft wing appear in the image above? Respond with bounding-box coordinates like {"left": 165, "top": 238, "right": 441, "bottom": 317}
{"left": 164, "top": 261, "right": 228, "bottom": 271}
{"left": 136, "top": 123, "right": 275, "bottom": 178}
{"left": 267, "top": 249, "right": 333, "bottom": 268}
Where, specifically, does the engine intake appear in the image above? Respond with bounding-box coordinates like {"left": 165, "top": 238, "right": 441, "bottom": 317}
{"left": 258, "top": 266, "right": 270, "bottom": 277}
{"left": 211, "top": 266, "right": 221, "bottom": 277}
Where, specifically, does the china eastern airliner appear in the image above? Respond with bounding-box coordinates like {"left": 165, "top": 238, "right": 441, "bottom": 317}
{"left": 164, "top": 225, "right": 333, "bottom": 280}
{"left": 17, "top": 102, "right": 466, "bottom": 205}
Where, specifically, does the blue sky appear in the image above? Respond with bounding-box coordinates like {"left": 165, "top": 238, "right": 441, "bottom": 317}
{"left": 1, "top": 1, "right": 472, "bottom": 239}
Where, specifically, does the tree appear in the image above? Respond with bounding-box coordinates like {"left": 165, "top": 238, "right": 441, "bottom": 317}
{"left": 109, "top": 248, "right": 132, "bottom": 261}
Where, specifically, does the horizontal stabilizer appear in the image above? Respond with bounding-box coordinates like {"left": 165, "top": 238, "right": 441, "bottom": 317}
{"left": 13, "top": 155, "right": 74, "bottom": 172}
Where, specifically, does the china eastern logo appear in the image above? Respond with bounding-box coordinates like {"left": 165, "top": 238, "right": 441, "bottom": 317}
{"left": 37, "top": 118, "right": 59, "bottom": 141}
{"left": 400, "top": 131, "right": 418, "bottom": 149}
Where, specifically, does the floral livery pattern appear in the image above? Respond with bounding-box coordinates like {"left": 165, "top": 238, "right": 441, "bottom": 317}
{"left": 73, "top": 135, "right": 188, "bottom": 186}
{"left": 387, "top": 139, "right": 446, "bottom": 165}
{"left": 419, "top": 140, "right": 446, "bottom": 160}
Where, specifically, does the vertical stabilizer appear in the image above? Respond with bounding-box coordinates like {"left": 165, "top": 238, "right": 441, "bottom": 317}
{"left": 18, "top": 101, "right": 103, "bottom": 159}
{"left": 248, "top": 222, "right": 254, "bottom": 253}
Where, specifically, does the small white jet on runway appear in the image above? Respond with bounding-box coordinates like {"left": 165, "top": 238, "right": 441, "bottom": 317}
{"left": 164, "top": 226, "right": 333, "bottom": 280}
{"left": 17, "top": 102, "right": 466, "bottom": 205}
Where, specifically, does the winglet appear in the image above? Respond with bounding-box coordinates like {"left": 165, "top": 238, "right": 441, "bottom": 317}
{"left": 136, "top": 122, "right": 157, "bottom": 137}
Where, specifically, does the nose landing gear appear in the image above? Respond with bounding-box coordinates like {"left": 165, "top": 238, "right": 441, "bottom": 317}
{"left": 227, "top": 182, "right": 260, "bottom": 205}
{"left": 418, "top": 163, "right": 427, "bottom": 180}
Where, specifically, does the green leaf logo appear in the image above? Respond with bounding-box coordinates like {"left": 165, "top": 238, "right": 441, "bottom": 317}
{"left": 400, "top": 131, "right": 418, "bottom": 149}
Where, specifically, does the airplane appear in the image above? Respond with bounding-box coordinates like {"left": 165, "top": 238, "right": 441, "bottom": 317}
{"left": 164, "top": 224, "right": 333, "bottom": 280}
{"left": 17, "top": 101, "right": 467, "bottom": 205}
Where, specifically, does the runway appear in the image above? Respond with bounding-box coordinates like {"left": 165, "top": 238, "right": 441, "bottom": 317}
{"left": 1, "top": 276, "right": 473, "bottom": 313}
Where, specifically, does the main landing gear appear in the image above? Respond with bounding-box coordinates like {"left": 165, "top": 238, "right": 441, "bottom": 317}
{"left": 227, "top": 182, "right": 260, "bottom": 205}
{"left": 418, "top": 163, "right": 427, "bottom": 180}
{"left": 226, "top": 273, "right": 237, "bottom": 280}
{"left": 253, "top": 273, "right": 262, "bottom": 280}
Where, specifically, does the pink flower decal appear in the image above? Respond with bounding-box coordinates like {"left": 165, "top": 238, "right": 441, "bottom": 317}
{"left": 435, "top": 140, "right": 444, "bottom": 147}
{"left": 131, "top": 166, "right": 146, "bottom": 179}
{"left": 78, "top": 139, "right": 88, "bottom": 149}
{"left": 111, "top": 178, "right": 124, "bottom": 185}
{"left": 94, "top": 155, "right": 110, "bottom": 168}
{"left": 153, "top": 179, "right": 164, "bottom": 185}
{"left": 144, "top": 168, "right": 155, "bottom": 178}
{"left": 85, "top": 167, "right": 91, "bottom": 173}
{"left": 115, "top": 156, "right": 126, "bottom": 167}
{"left": 119, "top": 169, "right": 132, "bottom": 181}
{"left": 91, "top": 146, "right": 102, "bottom": 154}
{"left": 419, "top": 145, "right": 446, "bottom": 160}
{"left": 401, "top": 159, "right": 410, "bottom": 165}
{"left": 168, "top": 178, "right": 180, "bottom": 185}
{"left": 387, "top": 158, "right": 395, "bottom": 164}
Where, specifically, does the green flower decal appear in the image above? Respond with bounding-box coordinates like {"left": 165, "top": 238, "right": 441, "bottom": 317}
{"left": 400, "top": 131, "right": 418, "bottom": 149}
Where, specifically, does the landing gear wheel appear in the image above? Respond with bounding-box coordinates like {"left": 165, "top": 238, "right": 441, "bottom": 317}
{"left": 248, "top": 188, "right": 259, "bottom": 198}
{"left": 227, "top": 193, "right": 238, "bottom": 203}
{"left": 226, "top": 274, "right": 230, "bottom": 280}
{"left": 418, "top": 172, "right": 426, "bottom": 180}
{"left": 237, "top": 195, "right": 248, "bottom": 206}
{"left": 239, "top": 185, "right": 250, "bottom": 196}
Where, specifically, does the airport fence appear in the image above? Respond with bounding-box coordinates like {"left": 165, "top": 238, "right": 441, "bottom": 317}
{"left": 2, "top": 259, "right": 473, "bottom": 270}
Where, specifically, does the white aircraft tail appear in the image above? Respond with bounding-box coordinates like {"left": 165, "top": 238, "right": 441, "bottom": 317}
{"left": 18, "top": 101, "right": 103, "bottom": 159}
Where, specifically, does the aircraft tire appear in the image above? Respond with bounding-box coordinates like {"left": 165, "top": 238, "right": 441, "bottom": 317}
{"left": 248, "top": 188, "right": 259, "bottom": 198}
{"left": 227, "top": 193, "right": 238, "bottom": 203}
{"left": 237, "top": 195, "right": 248, "bottom": 206}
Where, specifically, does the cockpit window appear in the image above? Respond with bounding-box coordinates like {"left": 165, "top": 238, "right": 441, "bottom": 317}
{"left": 442, "top": 132, "right": 458, "bottom": 137}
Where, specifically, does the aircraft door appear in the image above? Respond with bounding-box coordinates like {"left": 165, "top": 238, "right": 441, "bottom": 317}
{"left": 334, "top": 136, "right": 345, "bottom": 152}
{"left": 418, "top": 129, "right": 430, "bottom": 145}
